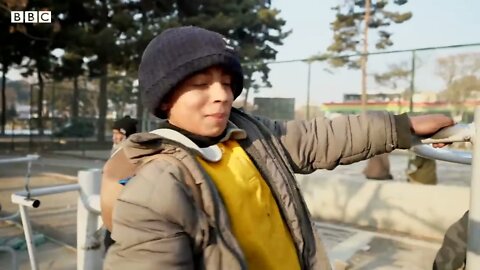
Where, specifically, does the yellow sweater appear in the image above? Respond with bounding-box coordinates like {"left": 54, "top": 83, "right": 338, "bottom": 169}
{"left": 197, "top": 140, "right": 300, "bottom": 270}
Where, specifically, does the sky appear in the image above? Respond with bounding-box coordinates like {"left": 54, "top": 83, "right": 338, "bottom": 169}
{"left": 6, "top": 0, "right": 480, "bottom": 106}
{"left": 255, "top": 0, "right": 480, "bottom": 106}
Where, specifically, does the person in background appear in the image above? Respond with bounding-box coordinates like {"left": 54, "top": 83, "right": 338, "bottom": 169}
{"left": 105, "top": 115, "right": 138, "bottom": 250}
{"left": 407, "top": 154, "right": 437, "bottom": 185}
{"left": 363, "top": 153, "right": 393, "bottom": 180}
{"left": 111, "top": 116, "right": 138, "bottom": 155}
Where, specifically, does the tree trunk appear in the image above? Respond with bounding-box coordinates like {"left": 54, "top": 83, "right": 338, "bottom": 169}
{"left": 136, "top": 89, "right": 143, "bottom": 130}
{"left": 360, "top": 0, "right": 371, "bottom": 112}
{"left": 72, "top": 76, "right": 79, "bottom": 120}
{"left": 361, "top": 0, "right": 393, "bottom": 180}
{"left": 97, "top": 64, "right": 108, "bottom": 142}
{"left": 363, "top": 153, "right": 393, "bottom": 180}
{"left": 243, "top": 88, "right": 250, "bottom": 110}
{"left": 1, "top": 64, "right": 7, "bottom": 135}
{"left": 36, "top": 69, "right": 44, "bottom": 136}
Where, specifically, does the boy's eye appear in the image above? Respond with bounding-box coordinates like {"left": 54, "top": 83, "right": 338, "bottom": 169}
{"left": 192, "top": 82, "right": 209, "bottom": 87}
{"left": 190, "top": 79, "right": 210, "bottom": 87}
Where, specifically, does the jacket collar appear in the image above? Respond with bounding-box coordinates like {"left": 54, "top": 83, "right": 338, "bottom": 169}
{"left": 119, "top": 121, "right": 246, "bottom": 163}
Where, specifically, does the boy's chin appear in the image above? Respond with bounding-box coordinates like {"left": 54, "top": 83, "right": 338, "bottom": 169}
{"left": 203, "top": 124, "right": 227, "bottom": 137}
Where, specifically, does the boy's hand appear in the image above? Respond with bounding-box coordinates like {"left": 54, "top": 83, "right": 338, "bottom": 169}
{"left": 409, "top": 114, "right": 455, "bottom": 148}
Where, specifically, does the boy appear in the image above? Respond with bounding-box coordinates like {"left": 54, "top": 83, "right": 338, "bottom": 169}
{"left": 102, "top": 26, "right": 453, "bottom": 269}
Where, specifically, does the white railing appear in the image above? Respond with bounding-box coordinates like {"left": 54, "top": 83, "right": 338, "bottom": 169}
{"left": 9, "top": 169, "right": 103, "bottom": 270}
{"left": 0, "top": 154, "right": 40, "bottom": 222}
{"left": 0, "top": 154, "right": 40, "bottom": 165}
{"left": 467, "top": 108, "right": 480, "bottom": 270}
{"left": 0, "top": 154, "right": 39, "bottom": 270}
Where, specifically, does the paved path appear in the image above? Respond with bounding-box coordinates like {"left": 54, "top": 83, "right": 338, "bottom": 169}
{"left": 316, "top": 222, "right": 441, "bottom": 269}
{"left": 301, "top": 151, "right": 472, "bottom": 186}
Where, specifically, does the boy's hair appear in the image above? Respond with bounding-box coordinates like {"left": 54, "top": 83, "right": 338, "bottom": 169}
{"left": 138, "top": 26, "right": 244, "bottom": 119}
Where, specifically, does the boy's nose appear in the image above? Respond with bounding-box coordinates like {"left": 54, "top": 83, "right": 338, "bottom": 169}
{"left": 211, "top": 82, "right": 231, "bottom": 102}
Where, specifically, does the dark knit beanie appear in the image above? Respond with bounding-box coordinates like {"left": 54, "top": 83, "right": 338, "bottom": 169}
{"left": 112, "top": 116, "right": 138, "bottom": 137}
{"left": 138, "top": 26, "right": 244, "bottom": 118}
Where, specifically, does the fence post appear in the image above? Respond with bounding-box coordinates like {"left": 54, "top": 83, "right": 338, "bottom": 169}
{"left": 467, "top": 106, "right": 480, "bottom": 269}
{"left": 77, "top": 169, "right": 103, "bottom": 270}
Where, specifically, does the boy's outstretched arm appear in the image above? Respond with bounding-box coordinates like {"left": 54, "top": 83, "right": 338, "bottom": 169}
{"left": 256, "top": 112, "right": 453, "bottom": 174}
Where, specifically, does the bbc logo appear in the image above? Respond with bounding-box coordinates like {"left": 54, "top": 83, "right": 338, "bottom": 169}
{"left": 11, "top": 11, "right": 51, "bottom": 23}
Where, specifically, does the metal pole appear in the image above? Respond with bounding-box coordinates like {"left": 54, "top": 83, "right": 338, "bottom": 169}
{"left": 409, "top": 50, "right": 416, "bottom": 113}
{"left": 18, "top": 205, "right": 38, "bottom": 270}
{"left": 0, "top": 155, "right": 39, "bottom": 164}
{"left": 12, "top": 183, "right": 80, "bottom": 198}
{"left": 407, "top": 50, "right": 417, "bottom": 173}
{"left": 77, "top": 169, "right": 103, "bottom": 270}
{"left": 467, "top": 106, "right": 480, "bottom": 269}
{"left": 306, "top": 62, "right": 312, "bottom": 119}
{"left": 360, "top": 0, "right": 371, "bottom": 112}
{"left": 29, "top": 85, "right": 33, "bottom": 151}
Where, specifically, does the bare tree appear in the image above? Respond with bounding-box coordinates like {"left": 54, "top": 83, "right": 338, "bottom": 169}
{"left": 436, "top": 53, "right": 480, "bottom": 121}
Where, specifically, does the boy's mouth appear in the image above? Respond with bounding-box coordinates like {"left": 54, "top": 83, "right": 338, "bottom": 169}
{"left": 206, "top": 113, "right": 228, "bottom": 120}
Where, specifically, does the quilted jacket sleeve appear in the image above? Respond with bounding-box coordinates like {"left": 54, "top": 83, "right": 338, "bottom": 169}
{"left": 255, "top": 112, "right": 412, "bottom": 174}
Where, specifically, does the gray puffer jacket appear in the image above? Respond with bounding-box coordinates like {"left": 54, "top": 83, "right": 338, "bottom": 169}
{"left": 103, "top": 108, "right": 411, "bottom": 270}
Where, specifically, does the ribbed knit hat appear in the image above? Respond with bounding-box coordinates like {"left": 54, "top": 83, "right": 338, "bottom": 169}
{"left": 139, "top": 26, "right": 244, "bottom": 118}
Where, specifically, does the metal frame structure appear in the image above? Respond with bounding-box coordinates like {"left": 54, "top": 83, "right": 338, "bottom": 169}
{"left": 466, "top": 108, "right": 480, "bottom": 269}
{"left": 0, "top": 154, "right": 39, "bottom": 270}
{"left": 9, "top": 169, "right": 102, "bottom": 270}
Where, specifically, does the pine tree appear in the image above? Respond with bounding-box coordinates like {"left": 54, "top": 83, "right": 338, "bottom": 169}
{"left": 326, "top": 0, "right": 412, "bottom": 181}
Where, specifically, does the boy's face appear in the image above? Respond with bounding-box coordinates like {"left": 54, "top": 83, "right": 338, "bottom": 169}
{"left": 112, "top": 129, "right": 126, "bottom": 144}
{"left": 162, "top": 66, "right": 234, "bottom": 137}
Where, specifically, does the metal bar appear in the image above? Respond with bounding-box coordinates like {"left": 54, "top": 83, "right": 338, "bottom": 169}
{"left": 0, "top": 246, "right": 18, "bottom": 270}
{"left": 411, "top": 122, "right": 474, "bottom": 165}
{"left": 0, "top": 155, "right": 39, "bottom": 165}
{"left": 412, "top": 145, "right": 471, "bottom": 165}
{"left": 18, "top": 205, "right": 38, "bottom": 270}
{"left": 83, "top": 194, "right": 101, "bottom": 215}
{"left": 306, "top": 62, "right": 311, "bottom": 119}
{"left": 0, "top": 211, "right": 20, "bottom": 221}
{"left": 13, "top": 184, "right": 80, "bottom": 198}
{"left": 8, "top": 171, "right": 104, "bottom": 270}
{"left": 11, "top": 195, "right": 41, "bottom": 208}
{"left": 467, "top": 106, "right": 480, "bottom": 269}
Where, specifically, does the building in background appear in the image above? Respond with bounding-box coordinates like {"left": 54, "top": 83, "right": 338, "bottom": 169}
{"left": 252, "top": 97, "right": 295, "bottom": 121}
{"left": 321, "top": 91, "right": 480, "bottom": 122}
